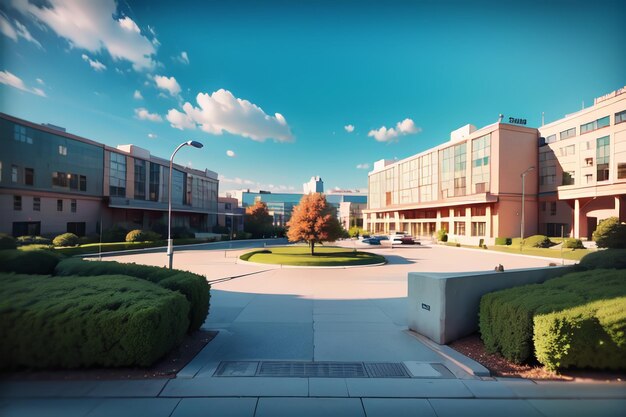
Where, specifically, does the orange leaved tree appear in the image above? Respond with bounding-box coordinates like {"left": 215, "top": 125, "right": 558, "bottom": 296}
{"left": 286, "top": 193, "right": 343, "bottom": 255}
{"left": 244, "top": 201, "right": 273, "bottom": 238}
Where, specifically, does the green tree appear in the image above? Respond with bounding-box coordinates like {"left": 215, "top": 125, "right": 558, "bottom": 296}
{"left": 244, "top": 201, "right": 273, "bottom": 238}
{"left": 287, "top": 193, "right": 343, "bottom": 255}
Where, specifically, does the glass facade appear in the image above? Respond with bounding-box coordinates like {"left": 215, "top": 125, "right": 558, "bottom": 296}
{"left": 109, "top": 152, "right": 126, "bottom": 197}
{"left": 134, "top": 159, "right": 146, "bottom": 199}
{"left": 471, "top": 134, "right": 490, "bottom": 193}
{"left": 596, "top": 135, "right": 610, "bottom": 181}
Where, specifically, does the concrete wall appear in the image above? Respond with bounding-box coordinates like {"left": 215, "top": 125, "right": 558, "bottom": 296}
{"left": 407, "top": 266, "right": 572, "bottom": 345}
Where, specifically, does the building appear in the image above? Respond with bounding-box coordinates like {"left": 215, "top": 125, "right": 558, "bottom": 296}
{"left": 364, "top": 122, "right": 539, "bottom": 244}
{"left": 217, "top": 196, "right": 244, "bottom": 235}
{"left": 233, "top": 189, "right": 367, "bottom": 228}
{"left": 537, "top": 88, "right": 626, "bottom": 239}
{"left": 0, "top": 113, "right": 219, "bottom": 237}
{"left": 303, "top": 176, "right": 324, "bottom": 194}
{"left": 363, "top": 86, "right": 626, "bottom": 243}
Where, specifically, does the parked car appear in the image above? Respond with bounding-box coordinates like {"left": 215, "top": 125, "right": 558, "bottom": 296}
{"left": 361, "top": 237, "right": 381, "bottom": 245}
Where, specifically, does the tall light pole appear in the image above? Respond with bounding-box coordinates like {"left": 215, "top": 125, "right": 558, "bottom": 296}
{"left": 168, "top": 140, "right": 203, "bottom": 269}
{"left": 520, "top": 166, "right": 535, "bottom": 242}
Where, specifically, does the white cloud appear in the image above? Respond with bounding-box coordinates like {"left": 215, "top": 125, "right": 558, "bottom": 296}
{"left": 226, "top": 150, "right": 236, "bottom": 157}
{"left": 0, "top": 13, "right": 42, "bottom": 48}
{"left": 0, "top": 70, "right": 46, "bottom": 97}
{"left": 368, "top": 118, "right": 421, "bottom": 142}
{"left": 356, "top": 163, "right": 370, "bottom": 169}
{"left": 134, "top": 107, "right": 162, "bottom": 122}
{"left": 154, "top": 75, "right": 181, "bottom": 96}
{"left": 147, "top": 133, "right": 157, "bottom": 139}
{"left": 166, "top": 89, "right": 293, "bottom": 142}
{"left": 12, "top": 0, "right": 157, "bottom": 71}
{"left": 133, "top": 89, "right": 143, "bottom": 100}
{"left": 344, "top": 124, "right": 355, "bottom": 133}
{"left": 81, "top": 54, "right": 106, "bottom": 71}
{"left": 177, "top": 51, "right": 189, "bottom": 64}
{"left": 36, "top": 78, "right": 44, "bottom": 85}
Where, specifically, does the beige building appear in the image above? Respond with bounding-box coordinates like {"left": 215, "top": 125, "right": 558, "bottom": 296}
{"left": 537, "top": 88, "right": 626, "bottom": 239}
{"left": 363, "top": 122, "right": 539, "bottom": 245}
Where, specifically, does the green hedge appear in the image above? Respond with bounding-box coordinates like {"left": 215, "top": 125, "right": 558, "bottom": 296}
{"left": 126, "top": 229, "right": 161, "bottom": 243}
{"left": 0, "top": 250, "right": 62, "bottom": 275}
{"left": 0, "top": 233, "right": 17, "bottom": 250}
{"left": 534, "top": 297, "right": 626, "bottom": 371}
{"left": 239, "top": 249, "right": 271, "bottom": 261}
{"left": 479, "top": 269, "right": 626, "bottom": 367}
{"left": 562, "top": 238, "right": 584, "bottom": 249}
{"left": 55, "top": 259, "right": 209, "bottom": 332}
{"left": 495, "top": 237, "right": 511, "bottom": 246}
{"left": 53, "top": 233, "right": 79, "bottom": 247}
{"left": 16, "top": 236, "right": 51, "bottom": 245}
{"left": 578, "top": 249, "right": 626, "bottom": 270}
{"left": 0, "top": 273, "right": 188, "bottom": 369}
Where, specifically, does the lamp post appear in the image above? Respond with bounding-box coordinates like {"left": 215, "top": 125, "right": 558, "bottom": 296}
{"left": 520, "top": 166, "right": 535, "bottom": 242}
{"left": 168, "top": 140, "right": 203, "bottom": 269}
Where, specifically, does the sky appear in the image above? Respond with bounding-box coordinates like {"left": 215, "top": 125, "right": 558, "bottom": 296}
{"left": 1, "top": 0, "right": 624, "bottom": 195}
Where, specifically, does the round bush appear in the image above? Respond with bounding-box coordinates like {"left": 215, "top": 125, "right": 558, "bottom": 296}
{"left": 437, "top": 229, "right": 448, "bottom": 242}
{"left": 52, "top": 233, "right": 79, "bottom": 247}
{"left": 562, "top": 238, "right": 584, "bottom": 249}
{"left": 524, "top": 235, "right": 553, "bottom": 248}
{"left": 592, "top": 217, "right": 626, "bottom": 249}
{"left": 0, "top": 233, "right": 17, "bottom": 250}
{"left": 125, "top": 229, "right": 161, "bottom": 242}
{"left": 579, "top": 249, "right": 626, "bottom": 270}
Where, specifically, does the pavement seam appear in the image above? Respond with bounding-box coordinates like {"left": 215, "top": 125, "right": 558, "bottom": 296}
{"left": 166, "top": 398, "right": 183, "bottom": 417}
{"left": 252, "top": 397, "right": 260, "bottom": 417}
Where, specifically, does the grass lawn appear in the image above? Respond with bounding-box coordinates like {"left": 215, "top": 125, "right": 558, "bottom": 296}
{"left": 483, "top": 245, "right": 591, "bottom": 261}
{"left": 241, "top": 245, "right": 386, "bottom": 266}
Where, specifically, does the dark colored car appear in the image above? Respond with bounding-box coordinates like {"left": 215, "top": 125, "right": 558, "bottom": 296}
{"left": 362, "top": 238, "right": 381, "bottom": 245}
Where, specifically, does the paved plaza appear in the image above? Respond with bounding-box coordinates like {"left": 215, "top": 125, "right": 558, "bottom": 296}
{"left": 1, "top": 240, "right": 624, "bottom": 416}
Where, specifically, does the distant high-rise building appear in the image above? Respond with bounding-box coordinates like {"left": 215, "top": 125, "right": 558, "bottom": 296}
{"left": 303, "top": 176, "right": 324, "bottom": 194}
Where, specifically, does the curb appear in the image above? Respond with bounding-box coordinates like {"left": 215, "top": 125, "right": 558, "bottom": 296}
{"left": 236, "top": 258, "right": 387, "bottom": 269}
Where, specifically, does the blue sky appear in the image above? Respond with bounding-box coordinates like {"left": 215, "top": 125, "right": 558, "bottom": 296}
{"left": 1, "top": 0, "right": 624, "bottom": 195}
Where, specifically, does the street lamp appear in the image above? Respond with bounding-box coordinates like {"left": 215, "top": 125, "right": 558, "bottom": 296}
{"left": 520, "top": 166, "right": 535, "bottom": 242}
{"left": 168, "top": 140, "right": 203, "bottom": 269}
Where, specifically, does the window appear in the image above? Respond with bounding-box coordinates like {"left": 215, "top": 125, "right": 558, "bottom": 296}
{"left": 24, "top": 168, "right": 34, "bottom": 185}
{"left": 454, "top": 208, "right": 465, "bottom": 217}
{"left": 109, "top": 152, "right": 127, "bottom": 197}
{"left": 14, "top": 124, "right": 33, "bottom": 144}
{"left": 33, "top": 197, "right": 40, "bottom": 211}
{"left": 585, "top": 141, "right": 593, "bottom": 150}
{"left": 12, "top": 221, "right": 40, "bottom": 236}
{"left": 540, "top": 166, "right": 556, "bottom": 186}
{"left": 385, "top": 192, "right": 392, "bottom": 206}
{"left": 546, "top": 223, "right": 569, "bottom": 237}
{"left": 596, "top": 136, "right": 610, "bottom": 181}
{"left": 71, "top": 199, "right": 77, "bottom": 213}
{"left": 471, "top": 206, "right": 486, "bottom": 216}
{"left": 12, "top": 165, "right": 18, "bottom": 183}
{"left": 562, "top": 171, "right": 575, "bottom": 185}
{"left": 550, "top": 202, "right": 557, "bottom": 216}
{"left": 619, "top": 163, "right": 626, "bottom": 179}
{"left": 13, "top": 195, "right": 21, "bottom": 211}
{"left": 69, "top": 173, "right": 78, "bottom": 190}
{"left": 541, "top": 202, "right": 546, "bottom": 212}
{"left": 545, "top": 134, "right": 556, "bottom": 144}
{"left": 57, "top": 199, "right": 63, "bottom": 211}
{"left": 454, "top": 221, "right": 466, "bottom": 235}
{"left": 616, "top": 110, "right": 626, "bottom": 125}
{"left": 59, "top": 145, "right": 67, "bottom": 156}
{"left": 581, "top": 116, "right": 610, "bottom": 134}
{"left": 559, "top": 127, "right": 576, "bottom": 140}
{"left": 585, "top": 157, "right": 593, "bottom": 166}
{"left": 471, "top": 222, "right": 486, "bottom": 236}
{"left": 225, "top": 203, "right": 232, "bottom": 210}
{"left": 454, "top": 142, "right": 467, "bottom": 197}
{"left": 149, "top": 163, "right": 160, "bottom": 201}
{"left": 559, "top": 145, "right": 575, "bottom": 157}
{"left": 79, "top": 175, "right": 87, "bottom": 191}
{"left": 134, "top": 159, "right": 146, "bottom": 199}
{"left": 585, "top": 174, "right": 593, "bottom": 183}
{"left": 67, "top": 222, "right": 86, "bottom": 237}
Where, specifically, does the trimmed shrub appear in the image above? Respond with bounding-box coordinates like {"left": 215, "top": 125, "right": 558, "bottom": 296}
{"left": 125, "top": 229, "right": 162, "bottom": 243}
{"left": 0, "top": 233, "right": 17, "bottom": 250}
{"left": 16, "top": 236, "right": 51, "bottom": 245}
{"left": 240, "top": 249, "right": 271, "bottom": 261}
{"left": 524, "top": 235, "right": 553, "bottom": 248}
{"left": 54, "top": 259, "right": 210, "bottom": 332}
{"left": 480, "top": 269, "right": 626, "bottom": 365}
{"left": 534, "top": 296, "right": 626, "bottom": 371}
{"left": 579, "top": 249, "right": 626, "bottom": 270}
{"left": 437, "top": 229, "right": 448, "bottom": 242}
{"left": 52, "top": 233, "right": 79, "bottom": 247}
{"left": 562, "top": 238, "right": 584, "bottom": 249}
{"left": 593, "top": 217, "right": 626, "bottom": 249}
{"left": 511, "top": 237, "right": 523, "bottom": 247}
{"left": 495, "top": 237, "right": 512, "bottom": 246}
{"left": 0, "top": 250, "right": 62, "bottom": 275}
{"left": 349, "top": 227, "right": 367, "bottom": 238}
{"left": 18, "top": 244, "right": 54, "bottom": 251}
{"left": 0, "top": 273, "right": 189, "bottom": 369}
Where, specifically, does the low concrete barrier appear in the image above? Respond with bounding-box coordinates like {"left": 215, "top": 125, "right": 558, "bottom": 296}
{"left": 407, "top": 266, "right": 573, "bottom": 344}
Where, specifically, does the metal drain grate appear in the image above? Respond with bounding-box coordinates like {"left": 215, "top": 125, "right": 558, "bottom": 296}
{"left": 364, "top": 362, "right": 411, "bottom": 378}
{"left": 258, "top": 361, "right": 367, "bottom": 378}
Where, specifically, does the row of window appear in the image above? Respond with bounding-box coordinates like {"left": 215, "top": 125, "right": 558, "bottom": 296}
{"left": 12, "top": 221, "right": 86, "bottom": 237}
{"left": 13, "top": 195, "right": 77, "bottom": 213}
{"left": 452, "top": 221, "right": 486, "bottom": 236}
{"left": 544, "top": 110, "right": 624, "bottom": 144}
{"left": 52, "top": 171, "right": 87, "bottom": 191}
{"left": 540, "top": 201, "right": 558, "bottom": 216}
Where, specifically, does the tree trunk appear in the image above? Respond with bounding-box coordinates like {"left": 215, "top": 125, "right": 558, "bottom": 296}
{"left": 310, "top": 241, "right": 315, "bottom": 256}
